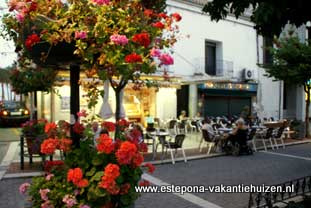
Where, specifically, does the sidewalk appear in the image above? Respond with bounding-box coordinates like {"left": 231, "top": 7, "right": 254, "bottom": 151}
{"left": 2, "top": 143, "right": 311, "bottom": 208}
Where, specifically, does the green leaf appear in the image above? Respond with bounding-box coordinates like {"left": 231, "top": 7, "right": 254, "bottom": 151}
{"left": 92, "top": 157, "right": 103, "bottom": 166}
{"left": 86, "top": 167, "right": 96, "bottom": 177}
{"left": 90, "top": 171, "right": 103, "bottom": 182}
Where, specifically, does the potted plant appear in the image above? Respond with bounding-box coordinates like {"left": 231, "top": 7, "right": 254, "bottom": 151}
{"left": 20, "top": 115, "right": 155, "bottom": 208}
{"left": 21, "top": 119, "right": 48, "bottom": 155}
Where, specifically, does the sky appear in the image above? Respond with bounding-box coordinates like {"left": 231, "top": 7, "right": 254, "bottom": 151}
{"left": 0, "top": 0, "right": 17, "bottom": 69}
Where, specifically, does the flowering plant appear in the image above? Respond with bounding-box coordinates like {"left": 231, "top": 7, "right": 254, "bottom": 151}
{"left": 22, "top": 119, "right": 47, "bottom": 137}
{"left": 2, "top": 0, "right": 182, "bottom": 135}
{"left": 21, "top": 119, "right": 155, "bottom": 208}
{"left": 10, "top": 66, "right": 57, "bottom": 94}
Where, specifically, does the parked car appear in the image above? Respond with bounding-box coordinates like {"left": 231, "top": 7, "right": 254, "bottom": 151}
{"left": 0, "top": 101, "right": 30, "bottom": 126}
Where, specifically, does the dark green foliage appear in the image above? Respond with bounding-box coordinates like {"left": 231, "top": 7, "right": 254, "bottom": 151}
{"left": 202, "top": 0, "right": 309, "bottom": 37}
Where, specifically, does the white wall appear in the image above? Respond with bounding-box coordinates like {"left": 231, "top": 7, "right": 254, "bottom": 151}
{"left": 167, "top": 0, "right": 258, "bottom": 79}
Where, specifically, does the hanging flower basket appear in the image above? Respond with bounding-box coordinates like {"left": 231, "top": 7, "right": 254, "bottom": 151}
{"left": 27, "top": 41, "right": 79, "bottom": 66}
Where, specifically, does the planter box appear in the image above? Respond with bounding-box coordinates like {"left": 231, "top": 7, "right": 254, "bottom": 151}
{"left": 25, "top": 134, "right": 46, "bottom": 155}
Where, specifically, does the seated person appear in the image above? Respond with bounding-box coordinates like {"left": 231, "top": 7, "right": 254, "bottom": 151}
{"left": 202, "top": 119, "right": 215, "bottom": 137}
{"left": 179, "top": 110, "right": 187, "bottom": 121}
{"left": 224, "top": 118, "right": 248, "bottom": 148}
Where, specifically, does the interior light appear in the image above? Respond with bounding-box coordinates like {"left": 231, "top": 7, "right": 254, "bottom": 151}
{"left": 24, "top": 110, "right": 29, "bottom": 115}
{"left": 3, "top": 111, "right": 8, "bottom": 116}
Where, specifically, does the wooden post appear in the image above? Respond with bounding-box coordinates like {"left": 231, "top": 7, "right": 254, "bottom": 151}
{"left": 70, "top": 64, "right": 80, "bottom": 148}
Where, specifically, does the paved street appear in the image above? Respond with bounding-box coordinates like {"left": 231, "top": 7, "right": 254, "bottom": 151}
{"left": 0, "top": 127, "right": 20, "bottom": 165}
{"left": 0, "top": 143, "right": 311, "bottom": 208}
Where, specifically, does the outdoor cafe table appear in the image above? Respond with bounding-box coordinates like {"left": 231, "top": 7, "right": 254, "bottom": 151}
{"left": 148, "top": 131, "right": 170, "bottom": 160}
{"left": 217, "top": 127, "right": 233, "bottom": 134}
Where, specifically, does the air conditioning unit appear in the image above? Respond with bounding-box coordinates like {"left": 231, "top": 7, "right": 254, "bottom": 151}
{"left": 243, "top": 68, "right": 254, "bottom": 81}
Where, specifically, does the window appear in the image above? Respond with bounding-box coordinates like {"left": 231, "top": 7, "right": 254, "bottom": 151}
{"left": 205, "top": 41, "right": 216, "bottom": 75}
{"left": 263, "top": 37, "right": 273, "bottom": 64}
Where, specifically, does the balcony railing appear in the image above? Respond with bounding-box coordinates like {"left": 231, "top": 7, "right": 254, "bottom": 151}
{"left": 193, "top": 58, "right": 234, "bottom": 78}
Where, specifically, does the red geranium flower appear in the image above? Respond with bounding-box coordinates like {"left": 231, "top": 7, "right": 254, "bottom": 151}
{"left": 101, "top": 121, "right": 115, "bottom": 132}
{"left": 152, "top": 21, "right": 165, "bottom": 29}
{"left": 116, "top": 141, "right": 137, "bottom": 165}
{"left": 139, "top": 180, "right": 151, "bottom": 186}
{"left": 77, "top": 109, "right": 88, "bottom": 118}
{"left": 120, "top": 183, "right": 131, "bottom": 195}
{"left": 171, "top": 12, "right": 182, "bottom": 22}
{"left": 67, "top": 168, "right": 83, "bottom": 184}
{"left": 104, "top": 164, "right": 120, "bottom": 180}
{"left": 99, "top": 179, "right": 120, "bottom": 195}
{"left": 40, "top": 138, "right": 59, "bottom": 155}
{"left": 144, "top": 9, "right": 153, "bottom": 17}
{"left": 133, "top": 153, "right": 144, "bottom": 167}
{"left": 44, "top": 160, "right": 65, "bottom": 172}
{"left": 76, "top": 179, "right": 89, "bottom": 188}
{"left": 144, "top": 163, "right": 155, "bottom": 173}
{"left": 125, "top": 53, "right": 142, "bottom": 63}
{"left": 25, "top": 34, "right": 40, "bottom": 50}
{"left": 44, "top": 122, "right": 57, "bottom": 133}
{"left": 73, "top": 122, "right": 85, "bottom": 134}
{"left": 96, "top": 134, "right": 115, "bottom": 154}
{"left": 28, "top": 2, "right": 37, "bottom": 12}
{"left": 132, "top": 32, "right": 150, "bottom": 48}
{"left": 59, "top": 138, "right": 72, "bottom": 152}
{"left": 117, "top": 119, "right": 129, "bottom": 127}
{"left": 158, "top": 12, "right": 168, "bottom": 19}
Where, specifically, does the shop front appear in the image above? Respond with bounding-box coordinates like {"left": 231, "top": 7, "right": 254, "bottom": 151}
{"left": 197, "top": 82, "right": 258, "bottom": 118}
{"left": 36, "top": 71, "right": 181, "bottom": 126}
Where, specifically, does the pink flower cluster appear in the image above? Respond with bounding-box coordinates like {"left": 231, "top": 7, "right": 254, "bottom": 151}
{"left": 62, "top": 194, "right": 77, "bottom": 208}
{"left": 40, "top": 188, "right": 50, "bottom": 201}
{"left": 75, "top": 31, "right": 87, "bottom": 40}
{"left": 79, "top": 205, "right": 91, "bottom": 208}
{"left": 150, "top": 48, "right": 161, "bottom": 57}
{"left": 92, "top": 0, "right": 110, "bottom": 5}
{"left": 110, "top": 34, "right": 129, "bottom": 46}
{"left": 19, "top": 183, "right": 30, "bottom": 194}
{"left": 159, "top": 53, "right": 174, "bottom": 65}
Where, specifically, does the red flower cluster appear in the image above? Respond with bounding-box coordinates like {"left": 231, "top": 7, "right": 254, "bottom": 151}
{"left": 158, "top": 12, "right": 168, "bottom": 19}
{"left": 41, "top": 138, "right": 59, "bottom": 155}
{"left": 132, "top": 33, "right": 150, "bottom": 48}
{"left": 44, "top": 160, "right": 65, "bottom": 172}
{"left": 139, "top": 180, "right": 151, "bottom": 186}
{"left": 120, "top": 183, "right": 131, "bottom": 195}
{"left": 59, "top": 138, "right": 72, "bottom": 152}
{"left": 67, "top": 168, "right": 89, "bottom": 188}
{"left": 172, "top": 13, "right": 182, "bottom": 22}
{"left": 144, "top": 9, "right": 153, "bottom": 17}
{"left": 125, "top": 53, "right": 142, "bottom": 63}
{"left": 99, "top": 164, "right": 120, "bottom": 195}
{"left": 73, "top": 122, "right": 85, "bottom": 134}
{"left": 144, "top": 163, "right": 155, "bottom": 173}
{"left": 101, "top": 121, "right": 115, "bottom": 132}
{"left": 115, "top": 141, "right": 137, "bottom": 165}
{"left": 25, "top": 34, "right": 40, "bottom": 50}
{"left": 152, "top": 21, "right": 165, "bottom": 29}
{"left": 44, "top": 122, "right": 57, "bottom": 134}
{"left": 96, "top": 134, "right": 115, "bottom": 154}
{"left": 117, "top": 119, "right": 129, "bottom": 127}
{"left": 133, "top": 153, "right": 144, "bottom": 167}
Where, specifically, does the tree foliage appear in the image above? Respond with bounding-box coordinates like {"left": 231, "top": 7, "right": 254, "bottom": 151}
{"left": 263, "top": 36, "right": 311, "bottom": 85}
{"left": 203, "top": 0, "right": 309, "bottom": 37}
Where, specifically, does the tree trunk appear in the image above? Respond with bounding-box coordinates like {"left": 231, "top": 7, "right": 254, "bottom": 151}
{"left": 111, "top": 78, "right": 127, "bottom": 140}
{"left": 305, "top": 86, "right": 310, "bottom": 138}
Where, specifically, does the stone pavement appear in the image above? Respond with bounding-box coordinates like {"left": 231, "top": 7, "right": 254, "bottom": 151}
{"left": 1, "top": 143, "right": 311, "bottom": 208}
